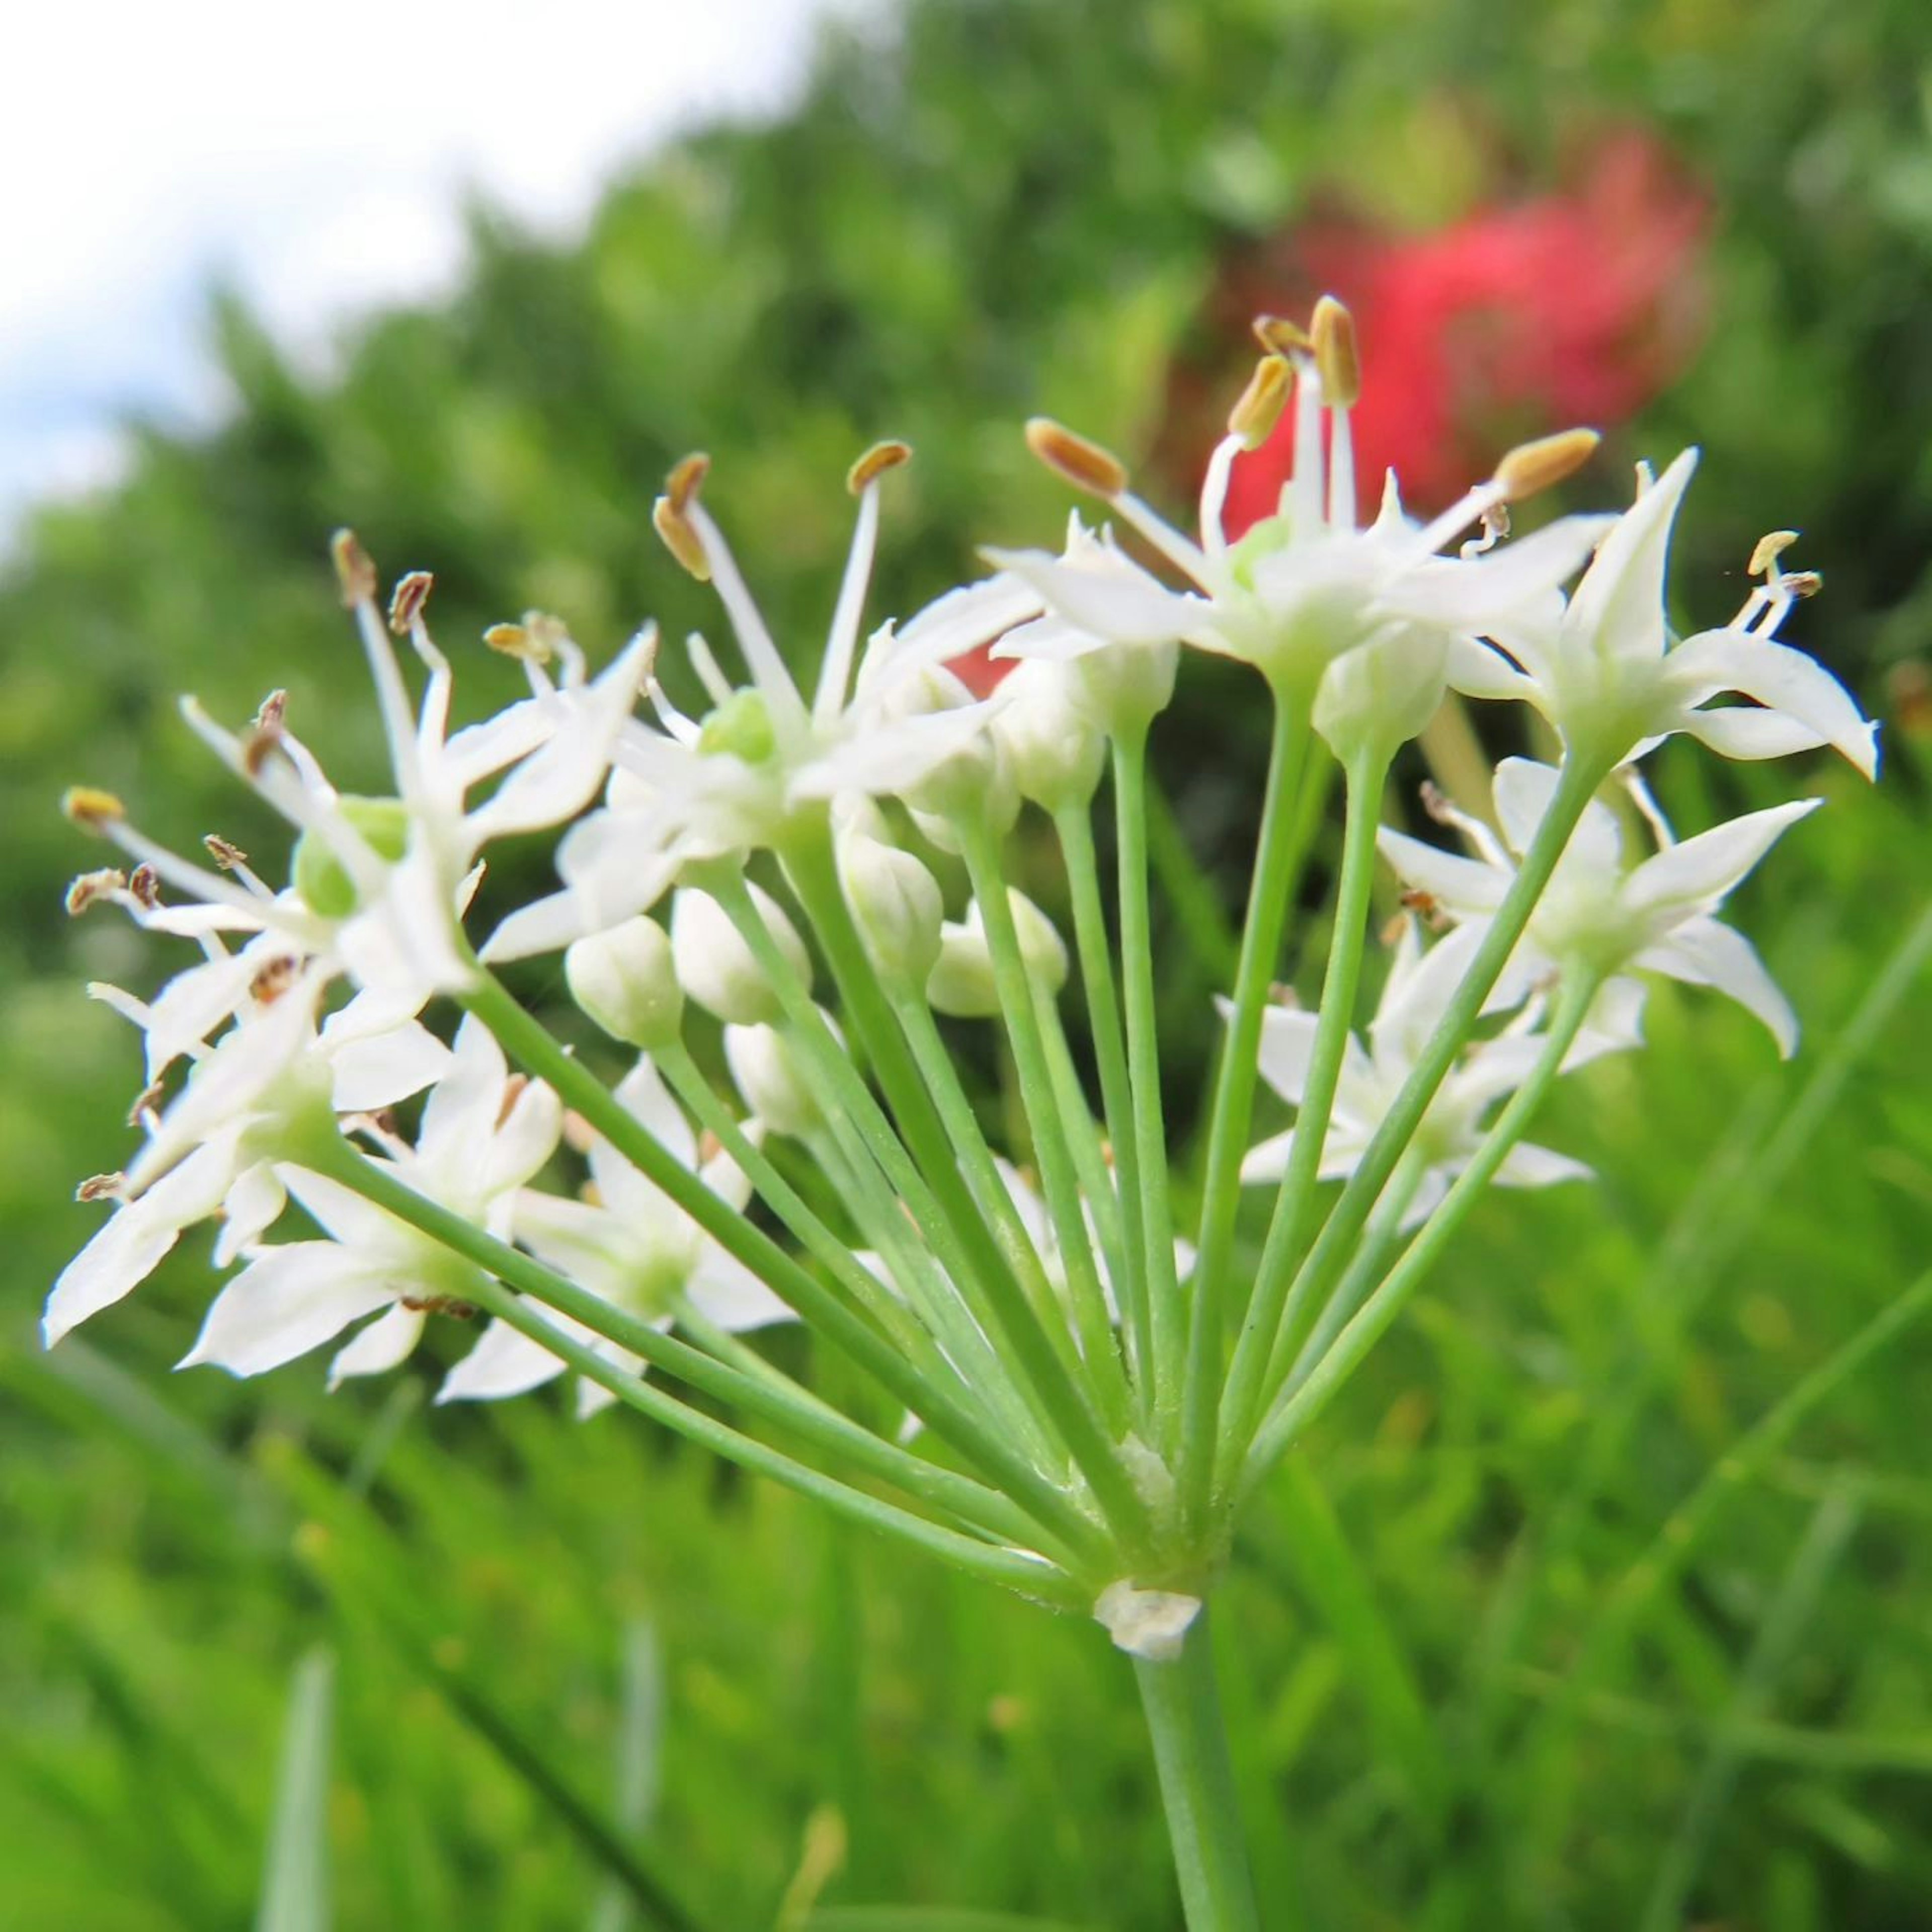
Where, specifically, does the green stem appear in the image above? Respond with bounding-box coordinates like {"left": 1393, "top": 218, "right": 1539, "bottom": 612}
{"left": 300, "top": 1130, "right": 1073, "bottom": 1593}
{"left": 1134, "top": 1611, "right": 1261, "bottom": 1932}
{"left": 956, "top": 816, "right": 1135, "bottom": 1435}
{"left": 1056, "top": 800, "right": 1154, "bottom": 1418}
{"left": 459, "top": 972, "right": 1104, "bottom": 1565}
{"left": 1113, "top": 727, "right": 1184, "bottom": 1443}
{"left": 1244, "top": 971, "right": 1602, "bottom": 1488}
{"left": 1038, "top": 989, "right": 1132, "bottom": 1316}
{"left": 1212, "top": 747, "right": 1387, "bottom": 1494}
{"left": 778, "top": 832, "right": 1151, "bottom": 1544}
{"left": 1229, "top": 751, "right": 1609, "bottom": 1470}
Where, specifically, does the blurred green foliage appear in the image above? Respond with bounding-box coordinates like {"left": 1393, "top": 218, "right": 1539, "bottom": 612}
{"left": 4, "top": 0, "right": 1931, "bottom": 1925}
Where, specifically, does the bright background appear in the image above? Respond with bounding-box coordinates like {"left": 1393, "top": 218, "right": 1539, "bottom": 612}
{"left": 4, "top": 1, "right": 1932, "bottom": 1927}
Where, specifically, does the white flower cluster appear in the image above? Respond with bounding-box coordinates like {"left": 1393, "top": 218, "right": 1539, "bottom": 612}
{"left": 48, "top": 295, "right": 1876, "bottom": 1645}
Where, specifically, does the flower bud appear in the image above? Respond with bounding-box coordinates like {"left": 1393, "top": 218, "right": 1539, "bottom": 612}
{"left": 1312, "top": 626, "right": 1448, "bottom": 763}
{"left": 839, "top": 831, "right": 944, "bottom": 984}
{"left": 993, "top": 658, "right": 1107, "bottom": 810}
{"left": 926, "top": 892, "right": 1068, "bottom": 1017}
{"left": 725, "top": 1019, "right": 830, "bottom": 1137}
{"left": 886, "top": 663, "right": 1019, "bottom": 832}
{"left": 1072, "top": 636, "right": 1178, "bottom": 736}
{"left": 669, "top": 881, "right": 811, "bottom": 1025}
{"left": 565, "top": 917, "right": 682, "bottom": 1049}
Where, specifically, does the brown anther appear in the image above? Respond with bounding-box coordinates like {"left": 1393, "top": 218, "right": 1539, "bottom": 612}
{"left": 1493, "top": 428, "right": 1601, "bottom": 504}
{"left": 1023, "top": 418, "right": 1128, "bottom": 499}
{"left": 399, "top": 1295, "right": 478, "bottom": 1319}
{"left": 561, "top": 1109, "right": 598, "bottom": 1155}
{"left": 484, "top": 622, "right": 552, "bottom": 665}
{"left": 65, "top": 868, "right": 128, "bottom": 915}
{"left": 330, "top": 529, "right": 378, "bottom": 606}
{"left": 249, "top": 955, "right": 301, "bottom": 1004}
{"left": 253, "top": 689, "right": 288, "bottom": 733}
{"left": 1227, "top": 355, "right": 1293, "bottom": 451}
{"left": 356, "top": 1108, "right": 402, "bottom": 1141}
{"left": 1310, "top": 295, "right": 1361, "bottom": 408}
{"left": 665, "top": 451, "right": 710, "bottom": 513}
{"left": 129, "top": 863, "right": 160, "bottom": 909}
{"left": 1399, "top": 888, "right": 1448, "bottom": 930}
{"left": 697, "top": 1129, "right": 725, "bottom": 1165}
{"left": 495, "top": 1073, "right": 530, "bottom": 1129}
{"left": 388, "top": 570, "right": 434, "bottom": 633}
{"left": 652, "top": 496, "right": 712, "bottom": 582}
{"left": 1748, "top": 529, "right": 1800, "bottom": 578}
{"left": 848, "top": 440, "right": 913, "bottom": 494}
{"left": 127, "top": 1080, "right": 167, "bottom": 1125}
{"left": 61, "top": 786, "right": 126, "bottom": 831}
{"left": 1267, "top": 981, "right": 1301, "bottom": 1009}
{"left": 75, "top": 1172, "right": 127, "bottom": 1203}
{"left": 203, "top": 835, "right": 248, "bottom": 871}
{"left": 243, "top": 729, "right": 287, "bottom": 778}
{"left": 1782, "top": 570, "right": 1823, "bottom": 599}
{"left": 1252, "top": 312, "right": 1312, "bottom": 356}
{"left": 1379, "top": 911, "right": 1411, "bottom": 947}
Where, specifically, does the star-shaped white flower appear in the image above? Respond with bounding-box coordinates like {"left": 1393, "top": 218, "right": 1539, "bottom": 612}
{"left": 1378, "top": 758, "right": 1822, "bottom": 1057}
{"left": 1452, "top": 452, "right": 1878, "bottom": 777}
{"left": 1235, "top": 915, "right": 1632, "bottom": 1227}
{"left": 438, "top": 1058, "right": 792, "bottom": 1417}
{"left": 178, "top": 1015, "right": 560, "bottom": 1381}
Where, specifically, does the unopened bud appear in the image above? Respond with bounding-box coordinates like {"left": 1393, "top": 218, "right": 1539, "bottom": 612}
{"left": 65, "top": 869, "right": 127, "bottom": 915}
{"left": 387, "top": 570, "right": 433, "bottom": 632}
{"left": 1024, "top": 419, "right": 1128, "bottom": 499}
{"left": 61, "top": 787, "right": 126, "bottom": 831}
{"left": 669, "top": 882, "right": 811, "bottom": 1026}
{"left": 847, "top": 440, "right": 912, "bottom": 494}
{"left": 1493, "top": 428, "right": 1600, "bottom": 503}
{"left": 1251, "top": 313, "right": 1312, "bottom": 356}
{"left": 1228, "top": 355, "right": 1293, "bottom": 451}
{"left": 652, "top": 496, "right": 712, "bottom": 582}
{"left": 330, "top": 529, "right": 377, "bottom": 606}
{"left": 1310, "top": 295, "right": 1360, "bottom": 408}
{"left": 926, "top": 891, "right": 1067, "bottom": 1018}
{"left": 565, "top": 917, "right": 683, "bottom": 1050}
{"left": 839, "top": 832, "right": 944, "bottom": 984}
{"left": 724, "top": 1021, "right": 828, "bottom": 1137}
{"left": 992, "top": 657, "right": 1107, "bottom": 809}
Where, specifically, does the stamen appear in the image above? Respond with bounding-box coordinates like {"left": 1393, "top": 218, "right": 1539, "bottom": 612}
{"left": 65, "top": 869, "right": 128, "bottom": 915}
{"left": 1198, "top": 436, "right": 1241, "bottom": 557}
{"left": 388, "top": 570, "right": 434, "bottom": 633}
{"left": 1252, "top": 313, "right": 1312, "bottom": 356}
{"left": 484, "top": 621, "right": 552, "bottom": 665}
{"left": 680, "top": 497, "right": 808, "bottom": 729}
{"left": 1493, "top": 428, "right": 1600, "bottom": 504}
{"left": 1024, "top": 419, "right": 1128, "bottom": 499}
{"left": 686, "top": 633, "right": 739, "bottom": 710}
{"left": 666, "top": 452, "right": 710, "bottom": 513}
{"left": 495, "top": 1073, "right": 530, "bottom": 1129}
{"left": 1311, "top": 296, "right": 1360, "bottom": 410}
{"left": 1287, "top": 345, "right": 1326, "bottom": 532}
{"left": 330, "top": 529, "right": 378, "bottom": 606}
{"left": 248, "top": 955, "right": 303, "bottom": 1005}
{"left": 1459, "top": 504, "right": 1511, "bottom": 560}
{"left": 817, "top": 468, "right": 882, "bottom": 726}
{"left": 127, "top": 1078, "right": 169, "bottom": 1126}
{"left": 1227, "top": 356, "right": 1293, "bottom": 452}
{"left": 203, "top": 835, "right": 248, "bottom": 871}
{"left": 1749, "top": 530, "right": 1800, "bottom": 579}
{"left": 652, "top": 495, "right": 713, "bottom": 582}
{"left": 1327, "top": 400, "right": 1356, "bottom": 531}
{"left": 1420, "top": 779, "right": 1509, "bottom": 868}
{"left": 847, "top": 440, "right": 912, "bottom": 494}
{"left": 1782, "top": 570, "right": 1823, "bottom": 599}
{"left": 61, "top": 787, "right": 127, "bottom": 832}
{"left": 75, "top": 1172, "right": 127, "bottom": 1203}
{"left": 129, "top": 864, "right": 160, "bottom": 909}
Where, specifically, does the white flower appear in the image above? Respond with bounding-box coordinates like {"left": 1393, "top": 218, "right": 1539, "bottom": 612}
{"left": 45, "top": 964, "right": 450, "bottom": 1347}
{"left": 988, "top": 332, "right": 1611, "bottom": 750}
{"left": 1235, "top": 917, "right": 1631, "bottom": 1228}
{"left": 439, "top": 1059, "right": 792, "bottom": 1418}
{"left": 91, "top": 546, "right": 654, "bottom": 1011}
{"left": 178, "top": 1015, "right": 560, "bottom": 1381}
{"left": 481, "top": 454, "right": 1029, "bottom": 960}
{"left": 1378, "top": 758, "right": 1822, "bottom": 1057}
{"left": 1452, "top": 453, "right": 1879, "bottom": 776}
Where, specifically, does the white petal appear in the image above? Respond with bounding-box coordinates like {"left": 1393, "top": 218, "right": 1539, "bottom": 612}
{"left": 328, "top": 1302, "right": 429, "bottom": 1384}
{"left": 212, "top": 1160, "right": 287, "bottom": 1267}
{"left": 328, "top": 1019, "right": 452, "bottom": 1113}
{"left": 1238, "top": 1129, "right": 1296, "bottom": 1185}
{"left": 1376, "top": 829, "right": 1510, "bottom": 915}
{"left": 1678, "top": 706, "right": 1830, "bottom": 763}
{"left": 687, "top": 1251, "right": 796, "bottom": 1331}
{"left": 484, "top": 1081, "right": 563, "bottom": 1196}
{"left": 1668, "top": 630, "right": 1878, "bottom": 778}
{"left": 180, "top": 1245, "right": 398, "bottom": 1376}
{"left": 1491, "top": 758, "right": 1622, "bottom": 872}
{"left": 1561, "top": 449, "right": 1699, "bottom": 662}
{"left": 981, "top": 547, "right": 1208, "bottom": 647}
{"left": 1621, "top": 799, "right": 1820, "bottom": 928}
{"left": 436, "top": 1309, "right": 575, "bottom": 1403}
{"left": 1445, "top": 635, "right": 1539, "bottom": 704}
{"left": 1635, "top": 917, "right": 1802, "bottom": 1057}
{"left": 1495, "top": 1142, "right": 1593, "bottom": 1188}
{"left": 1243, "top": 1001, "right": 1319, "bottom": 1105}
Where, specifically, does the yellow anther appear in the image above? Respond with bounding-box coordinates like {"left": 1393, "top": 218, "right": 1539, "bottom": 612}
{"left": 484, "top": 621, "right": 551, "bottom": 665}
{"left": 1493, "top": 428, "right": 1601, "bottom": 504}
{"left": 652, "top": 496, "right": 713, "bottom": 582}
{"left": 1023, "top": 418, "right": 1128, "bottom": 499}
{"left": 330, "top": 529, "right": 378, "bottom": 606}
{"left": 847, "top": 439, "right": 913, "bottom": 494}
{"left": 1252, "top": 313, "right": 1312, "bottom": 356}
{"left": 61, "top": 786, "right": 126, "bottom": 831}
{"left": 1749, "top": 530, "right": 1801, "bottom": 578}
{"left": 665, "top": 452, "right": 710, "bottom": 513}
{"left": 1227, "top": 355, "right": 1293, "bottom": 451}
{"left": 1310, "top": 295, "right": 1361, "bottom": 408}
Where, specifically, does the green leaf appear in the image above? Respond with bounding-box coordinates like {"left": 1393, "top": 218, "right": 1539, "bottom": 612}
{"left": 255, "top": 1647, "right": 335, "bottom": 1932}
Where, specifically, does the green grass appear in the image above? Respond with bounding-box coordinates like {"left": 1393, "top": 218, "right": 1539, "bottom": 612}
{"left": 4, "top": 739, "right": 1930, "bottom": 1929}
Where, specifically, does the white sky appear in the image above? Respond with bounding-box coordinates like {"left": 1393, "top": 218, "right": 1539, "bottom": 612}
{"left": 0, "top": 0, "right": 874, "bottom": 539}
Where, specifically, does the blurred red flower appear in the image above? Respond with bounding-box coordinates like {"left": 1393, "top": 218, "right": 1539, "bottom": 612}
{"left": 1221, "top": 130, "right": 1709, "bottom": 537}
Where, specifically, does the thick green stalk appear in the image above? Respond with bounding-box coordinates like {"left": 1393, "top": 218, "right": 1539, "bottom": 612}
{"left": 1038, "top": 989, "right": 1132, "bottom": 1314}
{"left": 1135, "top": 1612, "right": 1261, "bottom": 1932}
{"left": 1182, "top": 694, "right": 1310, "bottom": 1490}
{"left": 459, "top": 973, "right": 1104, "bottom": 1564}
{"left": 1244, "top": 971, "right": 1601, "bottom": 1487}
{"left": 956, "top": 817, "right": 1136, "bottom": 1434}
{"left": 1113, "top": 728, "right": 1184, "bottom": 1443}
{"left": 1211, "top": 747, "right": 1387, "bottom": 1494}
{"left": 1227, "top": 752, "right": 1609, "bottom": 1471}
{"left": 776, "top": 832, "right": 1152, "bottom": 1544}
{"left": 1056, "top": 800, "right": 1155, "bottom": 1417}
{"left": 299, "top": 1130, "right": 1072, "bottom": 1585}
